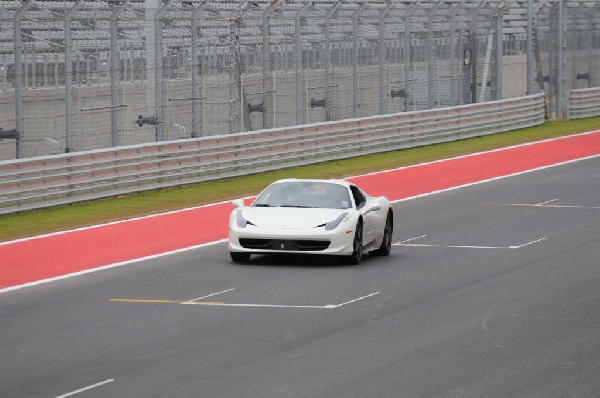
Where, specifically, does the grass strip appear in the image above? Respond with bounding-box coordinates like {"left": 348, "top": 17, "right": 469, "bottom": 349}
{"left": 0, "top": 117, "right": 598, "bottom": 243}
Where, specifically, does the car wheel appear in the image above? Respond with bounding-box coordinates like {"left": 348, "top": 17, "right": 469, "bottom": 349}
{"left": 230, "top": 252, "right": 251, "bottom": 262}
{"left": 346, "top": 221, "right": 363, "bottom": 265}
{"left": 373, "top": 211, "right": 393, "bottom": 256}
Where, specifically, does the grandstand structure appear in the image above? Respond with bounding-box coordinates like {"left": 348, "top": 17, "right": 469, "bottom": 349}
{"left": 0, "top": 0, "right": 599, "bottom": 160}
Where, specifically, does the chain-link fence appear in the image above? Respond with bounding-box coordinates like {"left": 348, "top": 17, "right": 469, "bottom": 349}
{"left": 1, "top": 0, "right": 599, "bottom": 160}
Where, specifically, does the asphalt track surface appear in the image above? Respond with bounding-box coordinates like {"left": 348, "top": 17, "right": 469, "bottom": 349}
{"left": 1, "top": 133, "right": 600, "bottom": 397}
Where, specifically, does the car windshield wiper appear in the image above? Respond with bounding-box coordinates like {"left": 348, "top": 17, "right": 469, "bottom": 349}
{"left": 280, "top": 205, "right": 317, "bottom": 208}
{"left": 254, "top": 203, "right": 272, "bottom": 207}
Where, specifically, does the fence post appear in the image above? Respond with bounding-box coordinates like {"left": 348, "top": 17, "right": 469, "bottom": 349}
{"left": 64, "top": 0, "right": 84, "bottom": 153}
{"left": 154, "top": 0, "right": 174, "bottom": 141}
{"left": 325, "top": 1, "right": 342, "bottom": 122}
{"left": 191, "top": 0, "right": 210, "bottom": 138}
{"left": 111, "top": 1, "right": 129, "bottom": 147}
{"left": 13, "top": 0, "right": 34, "bottom": 159}
{"left": 262, "top": 2, "right": 279, "bottom": 130}
{"left": 353, "top": 3, "right": 368, "bottom": 118}
{"left": 294, "top": 2, "right": 312, "bottom": 125}
{"left": 379, "top": 2, "right": 395, "bottom": 115}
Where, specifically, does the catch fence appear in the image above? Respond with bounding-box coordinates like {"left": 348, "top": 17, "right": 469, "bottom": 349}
{"left": 0, "top": 0, "right": 599, "bottom": 160}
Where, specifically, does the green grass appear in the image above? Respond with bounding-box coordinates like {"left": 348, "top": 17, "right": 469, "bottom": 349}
{"left": 1, "top": 117, "right": 598, "bottom": 243}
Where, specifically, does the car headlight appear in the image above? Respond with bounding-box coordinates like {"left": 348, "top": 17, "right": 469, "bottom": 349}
{"left": 235, "top": 210, "right": 255, "bottom": 228}
{"left": 317, "top": 212, "right": 349, "bottom": 231}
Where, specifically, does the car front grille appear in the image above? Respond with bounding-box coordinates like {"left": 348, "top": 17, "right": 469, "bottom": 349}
{"left": 239, "top": 238, "right": 330, "bottom": 251}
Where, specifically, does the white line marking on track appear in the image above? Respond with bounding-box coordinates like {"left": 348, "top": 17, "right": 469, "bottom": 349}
{"left": 118, "top": 292, "right": 381, "bottom": 310}
{"left": 397, "top": 235, "right": 428, "bottom": 244}
{"left": 330, "top": 292, "right": 381, "bottom": 309}
{"left": 55, "top": 379, "right": 114, "bottom": 398}
{"left": 536, "top": 199, "right": 560, "bottom": 206}
{"left": 182, "top": 288, "right": 236, "bottom": 304}
{"left": 395, "top": 238, "right": 546, "bottom": 250}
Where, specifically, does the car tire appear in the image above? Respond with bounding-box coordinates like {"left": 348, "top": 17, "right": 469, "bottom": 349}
{"left": 372, "top": 210, "right": 393, "bottom": 256}
{"left": 230, "top": 252, "right": 251, "bottom": 262}
{"left": 346, "top": 221, "right": 363, "bottom": 265}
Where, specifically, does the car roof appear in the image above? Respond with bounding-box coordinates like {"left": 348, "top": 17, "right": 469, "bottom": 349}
{"left": 271, "top": 178, "right": 351, "bottom": 188}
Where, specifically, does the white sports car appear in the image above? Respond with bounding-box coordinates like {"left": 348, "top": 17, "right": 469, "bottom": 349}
{"left": 228, "top": 179, "right": 393, "bottom": 264}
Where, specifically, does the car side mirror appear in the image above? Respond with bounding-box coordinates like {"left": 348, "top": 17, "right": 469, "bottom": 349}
{"left": 232, "top": 199, "right": 245, "bottom": 208}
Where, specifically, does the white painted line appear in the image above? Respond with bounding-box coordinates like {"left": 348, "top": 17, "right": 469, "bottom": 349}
{"left": 330, "top": 292, "right": 381, "bottom": 309}
{"left": 55, "top": 379, "right": 114, "bottom": 398}
{"left": 511, "top": 238, "right": 547, "bottom": 249}
{"left": 183, "top": 292, "right": 380, "bottom": 310}
{"left": 187, "top": 302, "right": 333, "bottom": 309}
{"left": 182, "top": 288, "right": 236, "bottom": 304}
{"left": 536, "top": 199, "right": 560, "bottom": 206}
{"left": 395, "top": 238, "right": 546, "bottom": 250}
{"left": 396, "top": 243, "right": 514, "bottom": 250}
{"left": 488, "top": 202, "right": 600, "bottom": 209}
{"left": 397, "top": 235, "right": 427, "bottom": 244}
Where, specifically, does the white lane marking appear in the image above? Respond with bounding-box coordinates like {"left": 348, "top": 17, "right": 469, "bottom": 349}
{"left": 55, "top": 379, "right": 114, "bottom": 398}
{"left": 536, "top": 199, "right": 560, "bottom": 206}
{"left": 397, "top": 235, "right": 427, "bottom": 244}
{"left": 0, "top": 239, "right": 227, "bottom": 295}
{"left": 173, "top": 292, "right": 379, "bottom": 310}
{"left": 395, "top": 238, "right": 546, "bottom": 250}
{"left": 182, "top": 288, "right": 236, "bottom": 304}
{"left": 488, "top": 202, "right": 600, "bottom": 209}
{"left": 187, "top": 302, "right": 334, "bottom": 309}
{"left": 330, "top": 292, "right": 381, "bottom": 309}
{"left": 512, "top": 238, "right": 546, "bottom": 249}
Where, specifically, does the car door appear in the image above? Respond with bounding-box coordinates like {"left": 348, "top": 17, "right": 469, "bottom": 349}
{"left": 350, "top": 185, "right": 381, "bottom": 246}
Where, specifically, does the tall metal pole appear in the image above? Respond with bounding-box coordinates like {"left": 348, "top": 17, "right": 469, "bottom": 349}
{"left": 378, "top": 1, "right": 395, "bottom": 115}
{"left": 154, "top": 0, "right": 174, "bottom": 141}
{"left": 14, "top": 0, "right": 35, "bottom": 159}
{"left": 526, "top": 0, "right": 534, "bottom": 94}
{"left": 557, "top": 0, "right": 565, "bottom": 119}
{"left": 294, "top": 2, "right": 312, "bottom": 125}
{"left": 352, "top": 3, "right": 368, "bottom": 118}
{"left": 262, "top": 1, "right": 279, "bottom": 130}
{"left": 111, "top": 0, "right": 129, "bottom": 147}
{"left": 325, "top": 1, "right": 342, "bottom": 122}
{"left": 64, "top": 0, "right": 85, "bottom": 153}
{"left": 191, "top": 0, "right": 210, "bottom": 138}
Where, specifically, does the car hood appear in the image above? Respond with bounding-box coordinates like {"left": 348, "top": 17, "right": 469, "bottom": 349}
{"left": 241, "top": 207, "right": 346, "bottom": 229}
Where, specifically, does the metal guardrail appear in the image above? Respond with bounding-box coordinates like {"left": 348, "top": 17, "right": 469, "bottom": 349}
{"left": 0, "top": 93, "right": 545, "bottom": 215}
{"left": 568, "top": 88, "right": 600, "bottom": 120}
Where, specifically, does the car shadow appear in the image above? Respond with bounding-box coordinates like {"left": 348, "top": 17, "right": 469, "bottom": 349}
{"left": 230, "top": 252, "right": 384, "bottom": 268}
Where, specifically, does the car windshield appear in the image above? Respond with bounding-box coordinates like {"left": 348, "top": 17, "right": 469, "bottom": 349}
{"left": 253, "top": 181, "right": 352, "bottom": 209}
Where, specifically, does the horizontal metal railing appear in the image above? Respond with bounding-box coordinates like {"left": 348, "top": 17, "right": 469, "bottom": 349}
{"left": 0, "top": 93, "right": 546, "bottom": 215}
{"left": 568, "top": 88, "right": 600, "bottom": 120}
